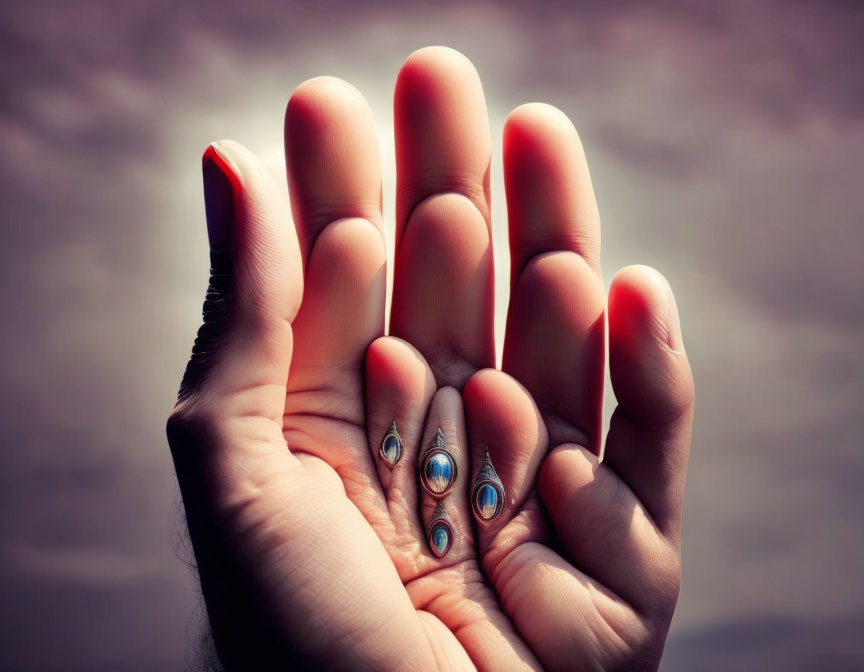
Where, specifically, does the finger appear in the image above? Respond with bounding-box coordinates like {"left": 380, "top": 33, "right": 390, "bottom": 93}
{"left": 390, "top": 46, "right": 494, "bottom": 388}
{"left": 460, "top": 369, "right": 651, "bottom": 670}
{"left": 602, "top": 265, "right": 695, "bottom": 542}
{"left": 283, "top": 78, "right": 386, "bottom": 442}
{"left": 503, "top": 103, "right": 600, "bottom": 274}
{"left": 492, "top": 543, "right": 652, "bottom": 672}
{"left": 502, "top": 104, "right": 605, "bottom": 453}
{"left": 364, "top": 336, "right": 436, "bottom": 562}
{"left": 538, "top": 445, "right": 679, "bottom": 618}
{"left": 364, "top": 347, "right": 541, "bottom": 670}
{"left": 168, "top": 141, "right": 306, "bottom": 650}
{"left": 414, "top": 387, "right": 545, "bottom": 671}
{"left": 173, "top": 139, "right": 302, "bottom": 427}
{"left": 418, "top": 387, "right": 471, "bottom": 561}
{"left": 285, "top": 76, "right": 383, "bottom": 257}
{"left": 462, "top": 369, "right": 548, "bottom": 553}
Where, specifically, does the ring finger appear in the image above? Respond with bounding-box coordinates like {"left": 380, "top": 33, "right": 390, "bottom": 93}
{"left": 502, "top": 103, "right": 605, "bottom": 453}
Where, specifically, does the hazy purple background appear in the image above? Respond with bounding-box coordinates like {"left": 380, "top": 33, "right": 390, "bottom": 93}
{"left": 1, "top": 1, "right": 863, "bottom": 670}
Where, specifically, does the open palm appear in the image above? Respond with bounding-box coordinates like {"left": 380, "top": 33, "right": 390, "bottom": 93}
{"left": 167, "top": 47, "right": 694, "bottom": 671}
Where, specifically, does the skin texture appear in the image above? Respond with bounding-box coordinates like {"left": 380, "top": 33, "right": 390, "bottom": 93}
{"left": 167, "top": 47, "right": 695, "bottom": 671}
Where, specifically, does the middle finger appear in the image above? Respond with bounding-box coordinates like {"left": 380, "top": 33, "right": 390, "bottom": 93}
{"left": 390, "top": 47, "right": 495, "bottom": 389}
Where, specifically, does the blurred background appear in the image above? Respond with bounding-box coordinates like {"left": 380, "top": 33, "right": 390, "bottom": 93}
{"left": 1, "top": 0, "right": 862, "bottom": 670}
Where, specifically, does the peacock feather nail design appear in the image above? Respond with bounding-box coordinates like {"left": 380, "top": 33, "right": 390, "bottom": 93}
{"left": 471, "top": 449, "right": 505, "bottom": 523}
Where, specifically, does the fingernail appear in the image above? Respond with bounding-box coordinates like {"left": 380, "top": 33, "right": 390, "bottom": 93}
{"left": 663, "top": 279, "right": 684, "bottom": 351}
{"left": 202, "top": 154, "right": 234, "bottom": 252}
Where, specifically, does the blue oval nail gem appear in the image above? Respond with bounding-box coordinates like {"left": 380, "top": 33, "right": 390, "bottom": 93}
{"left": 427, "top": 502, "right": 455, "bottom": 558}
{"left": 383, "top": 435, "right": 401, "bottom": 462}
{"left": 430, "top": 523, "right": 452, "bottom": 557}
{"left": 471, "top": 450, "right": 505, "bottom": 523}
{"left": 420, "top": 429, "right": 457, "bottom": 498}
{"left": 379, "top": 421, "right": 403, "bottom": 467}
{"left": 423, "top": 452, "right": 455, "bottom": 494}
{"left": 475, "top": 484, "right": 500, "bottom": 520}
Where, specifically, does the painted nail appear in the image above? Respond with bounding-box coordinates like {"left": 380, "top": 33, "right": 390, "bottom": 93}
{"left": 202, "top": 151, "right": 234, "bottom": 252}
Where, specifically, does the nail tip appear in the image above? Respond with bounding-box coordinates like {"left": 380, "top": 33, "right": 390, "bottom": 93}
{"left": 202, "top": 155, "right": 235, "bottom": 252}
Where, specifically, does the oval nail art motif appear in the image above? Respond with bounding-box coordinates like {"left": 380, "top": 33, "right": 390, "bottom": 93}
{"left": 419, "top": 428, "right": 457, "bottom": 497}
{"left": 474, "top": 484, "right": 500, "bottom": 520}
{"left": 427, "top": 502, "right": 455, "bottom": 558}
{"left": 379, "top": 420, "right": 403, "bottom": 467}
{"left": 471, "top": 449, "right": 505, "bottom": 523}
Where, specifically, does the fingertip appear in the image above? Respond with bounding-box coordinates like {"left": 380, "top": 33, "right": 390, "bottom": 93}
{"left": 204, "top": 139, "right": 265, "bottom": 181}
{"left": 609, "top": 265, "right": 694, "bottom": 425}
{"left": 463, "top": 369, "right": 548, "bottom": 538}
{"left": 609, "top": 265, "right": 683, "bottom": 352}
{"left": 502, "top": 100, "right": 599, "bottom": 271}
{"left": 204, "top": 138, "right": 242, "bottom": 162}
{"left": 394, "top": 44, "right": 490, "bottom": 199}
{"left": 182, "top": 140, "right": 302, "bottom": 411}
{"left": 430, "top": 385, "right": 463, "bottom": 414}
{"left": 364, "top": 336, "right": 436, "bottom": 496}
{"left": 463, "top": 369, "right": 546, "bottom": 450}
{"left": 286, "top": 76, "right": 373, "bottom": 126}
{"left": 284, "top": 75, "right": 381, "bottom": 243}
{"left": 390, "top": 190, "right": 493, "bottom": 385}
{"left": 538, "top": 444, "right": 598, "bottom": 510}
{"left": 462, "top": 368, "right": 507, "bottom": 411}
{"left": 285, "top": 76, "right": 377, "bottom": 157}
{"left": 365, "top": 336, "right": 436, "bottom": 401}
{"left": 201, "top": 139, "right": 279, "bottom": 235}
{"left": 202, "top": 146, "right": 238, "bottom": 252}
{"left": 203, "top": 140, "right": 283, "bottom": 216}
{"left": 201, "top": 139, "right": 302, "bottom": 326}
{"left": 397, "top": 46, "right": 482, "bottom": 87}
{"left": 205, "top": 138, "right": 244, "bottom": 160}
{"left": 503, "top": 102, "right": 583, "bottom": 180}
{"left": 504, "top": 102, "right": 578, "bottom": 145}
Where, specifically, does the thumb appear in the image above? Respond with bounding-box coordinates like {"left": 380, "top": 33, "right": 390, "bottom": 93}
{"left": 166, "top": 142, "right": 303, "bottom": 667}
{"left": 176, "top": 140, "right": 302, "bottom": 424}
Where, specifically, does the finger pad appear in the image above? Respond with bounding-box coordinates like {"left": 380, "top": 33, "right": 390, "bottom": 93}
{"left": 285, "top": 77, "right": 381, "bottom": 235}
{"left": 391, "top": 193, "right": 494, "bottom": 381}
{"left": 365, "top": 336, "right": 436, "bottom": 403}
{"left": 608, "top": 266, "right": 694, "bottom": 423}
{"left": 293, "top": 218, "right": 385, "bottom": 366}
{"left": 504, "top": 252, "right": 605, "bottom": 448}
{"left": 504, "top": 103, "right": 599, "bottom": 267}
{"left": 395, "top": 47, "right": 490, "bottom": 216}
{"left": 463, "top": 370, "right": 546, "bottom": 470}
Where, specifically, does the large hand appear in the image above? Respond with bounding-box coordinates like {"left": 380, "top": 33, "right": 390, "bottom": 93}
{"left": 368, "top": 49, "right": 695, "bottom": 670}
{"left": 167, "top": 46, "right": 694, "bottom": 672}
